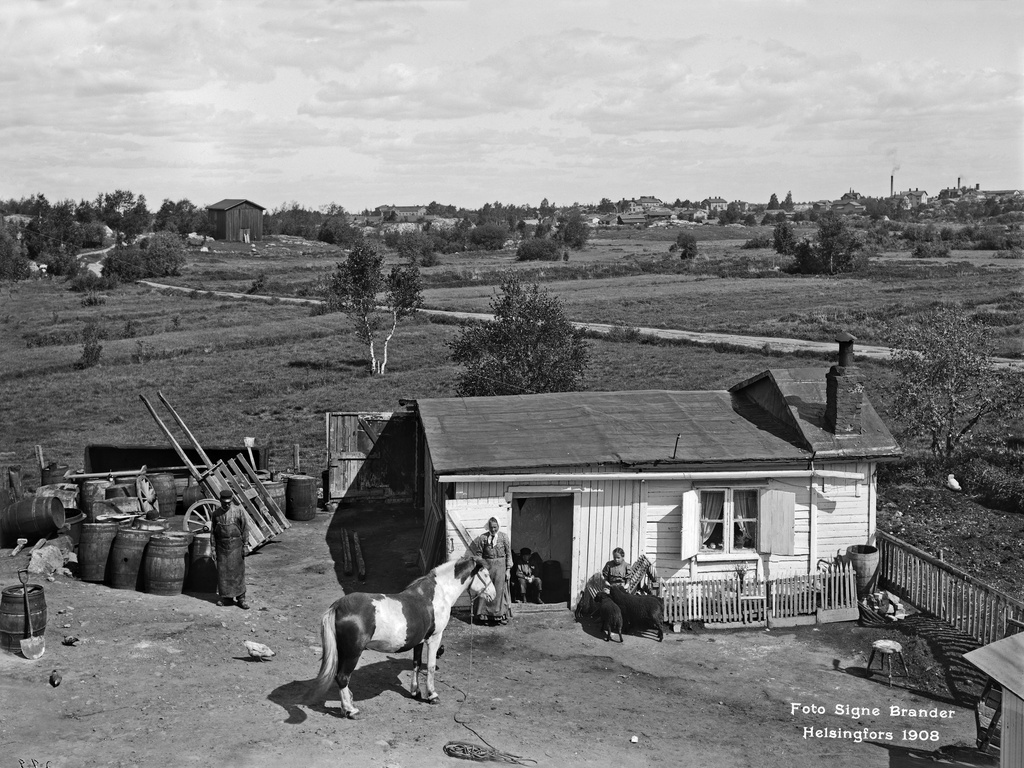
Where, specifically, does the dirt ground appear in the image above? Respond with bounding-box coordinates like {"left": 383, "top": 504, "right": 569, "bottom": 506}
{"left": 0, "top": 502, "right": 997, "bottom": 768}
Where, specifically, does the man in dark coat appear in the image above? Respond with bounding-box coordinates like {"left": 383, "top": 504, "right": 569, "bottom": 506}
{"left": 212, "top": 489, "right": 249, "bottom": 609}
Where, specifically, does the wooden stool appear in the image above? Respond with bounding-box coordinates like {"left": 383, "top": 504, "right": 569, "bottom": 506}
{"left": 868, "top": 639, "right": 909, "bottom": 687}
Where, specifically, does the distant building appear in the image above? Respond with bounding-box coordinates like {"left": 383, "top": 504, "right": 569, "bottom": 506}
{"left": 702, "top": 197, "right": 728, "bottom": 212}
{"left": 831, "top": 199, "right": 866, "bottom": 216}
{"left": 206, "top": 199, "right": 265, "bottom": 242}
{"left": 377, "top": 205, "right": 427, "bottom": 222}
{"left": 897, "top": 189, "right": 929, "bottom": 207}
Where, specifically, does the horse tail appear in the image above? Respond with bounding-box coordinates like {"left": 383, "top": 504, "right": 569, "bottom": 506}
{"left": 311, "top": 604, "right": 340, "bottom": 699}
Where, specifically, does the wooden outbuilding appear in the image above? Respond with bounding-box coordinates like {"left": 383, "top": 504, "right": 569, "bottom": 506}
{"left": 206, "top": 199, "right": 265, "bottom": 242}
{"left": 413, "top": 336, "right": 902, "bottom": 611}
{"left": 963, "top": 632, "right": 1024, "bottom": 764}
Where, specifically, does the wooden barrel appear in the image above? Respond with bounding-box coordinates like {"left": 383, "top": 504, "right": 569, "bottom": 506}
{"left": 143, "top": 532, "right": 193, "bottom": 595}
{"left": 35, "top": 483, "right": 80, "bottom": 512}
{"left": 40, "top": 462, "right": 69, "bottom": 486}
{"left": 0, "top": 496, "right": 66, "bottom": 545}
{"left": 149, "top": 473, "right": 178, "bottom": 519}
{"left": 182, "top": 482, "right": 211, "bottom": 516}
{"left": 81, "top": 479, "right": 114, "bottom": 520}
{"left": 186, "top": 533, "right": 218, "bottom": 593}
{"left": 78, "top": 520, "right": 120, "bottom": 582}
{"left": 847, "top": 544, "right": 880, "bottom": 598}
{"left": 110, "top": 528, "right": 153, "bottom": 590}
{"left": 285, "top": 475, "right": 317, "bottom": 521}
{"left": 105, "top": 480, "right": 136, "bottom": 499}
{"left": 263, "top": 480, "right": 286, "bottom": 518}
{"left": 0, "top": 583, "right": 46, "bottom": 653}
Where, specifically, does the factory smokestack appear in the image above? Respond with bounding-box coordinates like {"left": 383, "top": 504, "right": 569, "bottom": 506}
{"left": 890, "top": 175, "right": 894, "bottom": 198}
{"left": 957, "top": 176, "right": 961, "bottom": 189}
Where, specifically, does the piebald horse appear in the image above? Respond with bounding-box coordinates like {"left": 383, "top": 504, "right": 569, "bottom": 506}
{"left": 312, "top": 555, "right": 496, "bottom": 718}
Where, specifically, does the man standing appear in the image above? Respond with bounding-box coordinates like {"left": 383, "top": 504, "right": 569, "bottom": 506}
{"left": 212, "top": 489, "right": 249, "bottom": 609}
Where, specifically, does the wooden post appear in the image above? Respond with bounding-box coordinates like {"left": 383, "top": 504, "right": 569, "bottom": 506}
{"left": 353, "top": 531, "right": 366, "bottom": 581}
{"left": 340, "top": 528, "right": 353, "bottom": 576}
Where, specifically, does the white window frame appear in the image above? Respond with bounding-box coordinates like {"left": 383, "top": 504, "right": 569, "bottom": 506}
{"left": 681, "top": 485, "right": 796, "bottom": 560}
{"left": 696, "top": 487, "right": 760, "bottom": 558}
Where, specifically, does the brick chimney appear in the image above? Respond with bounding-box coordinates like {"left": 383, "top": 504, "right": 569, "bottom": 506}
{"left": 825, "top": 332, "right": 864, "bottom": 436}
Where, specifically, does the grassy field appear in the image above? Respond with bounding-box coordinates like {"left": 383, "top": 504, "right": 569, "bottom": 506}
{"left": 2, "top": 230, "right": 1019, "bottom": 475}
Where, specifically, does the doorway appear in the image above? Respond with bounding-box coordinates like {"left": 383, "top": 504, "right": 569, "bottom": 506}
{"left": 511, "top": 495, "right": 573, "bottom": 604}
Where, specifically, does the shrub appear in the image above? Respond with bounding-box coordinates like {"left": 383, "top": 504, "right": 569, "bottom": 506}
{"left": 912, "top": 241, "right": 951, "bottom": 259}
{"left": 81, "top": 291, "right": 106, "bottom": 307}
{"left": 557, "top": 211, "right": 590, "bottom": 250}
{"left": 50, "top": 250, "right": 84, "bottom": 278}
{"left": 742, "top": 234, "right": 772, "bottom": 249}
{"left": 772, "top": 221, "right": 797, "bottom": 255}
{"left": 316, "top": 217, "right": 362, "bottom": 248}
{"left": 516, "top": 238, "right": 562, "bottom": 261}
{"left": 0, "top": 229, "right": 30, "bottom": 281}
{"left": 792, "top": 213, "right": 864, "bottom": 275}
{"left": 76, "top": 320, "right": 104, "bottom": 369}
{"left": 468, "top": 223, "right": 509, "bottom": 251}
{"left": 103, "top": 232, "right": 186, "bottom": 281}
{"left": 675, "top": 232, "right": 698, "bottom": 260}
{"left": 69, "top": 271, "right": 119, "bottom": 292}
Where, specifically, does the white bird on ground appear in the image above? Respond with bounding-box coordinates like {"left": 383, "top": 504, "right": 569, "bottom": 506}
{"left": 244, "top": 640, "right": 276, "bottom": 661}
{"left": 946, "top": 474, "right": 961, "bottom": 492}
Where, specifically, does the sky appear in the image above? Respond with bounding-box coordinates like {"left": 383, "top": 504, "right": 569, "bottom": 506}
{"left": 1, "top": 0, "right": 1021, "bottom": 213}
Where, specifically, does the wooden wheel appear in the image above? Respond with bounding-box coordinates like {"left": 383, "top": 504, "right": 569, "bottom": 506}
{"left": 183, "top": 499, "right": 219, "bottom": 533}
{"left": 137, "top": 475, "right": 159, "bottom": 517}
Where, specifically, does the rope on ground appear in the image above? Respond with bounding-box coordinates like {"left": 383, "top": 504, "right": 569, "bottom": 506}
{"left": 442, "top": 740, "right": 537, "bottom": 764}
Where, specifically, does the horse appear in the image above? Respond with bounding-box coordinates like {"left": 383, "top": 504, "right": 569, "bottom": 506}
{"left": 311, "top": 554, "right": 496, "bottom": 718}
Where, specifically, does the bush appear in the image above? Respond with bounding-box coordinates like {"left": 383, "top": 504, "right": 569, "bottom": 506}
{"left": 317, "top": 217, "right": 363, "bottom": 248}
{"left": 0, "top": 228, "right": 30, "bottom": 281}
{"left": 772, "top": 221, "right": 797, "bottom": 255}
{"left": 742, "top": 234, "right": 772, "bottom": 249}
{"left": 961, "top": 456, "right": 1024, "bottom": 514}
{"left": 45, "top": 250, "right": 82, "bottom": 278}
{"left": 792, "top": 213, "right": 864, "bottom": 275}
{"left": 69, "top": 271, "right": 119, "bottom": 292}
{"left": 675, "top": 232, "right": 698, "bottom": 260}
{"left": 468, "top": 223, "right": 509, "bottom": 251}
{"left": 103, "top": 232, "right": 185, "bottom": 281}
{"left": 516, "top": 238, "right": 562, "bottom": 261}
{"left": 557, "top": 211, "right": 590, "bottom": 250}
{"left": 912, "top": 241, "right": 951, "bottom": 259}
{"left": 76, "top": 320, "right": 104, "bottom": 369}
{"left": 81, "top": 291, "right": 106, "bottom": 307}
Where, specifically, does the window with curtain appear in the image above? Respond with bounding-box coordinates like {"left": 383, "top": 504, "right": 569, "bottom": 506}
{"left": 698, "top": 488, "right": 759, "bottom": 554}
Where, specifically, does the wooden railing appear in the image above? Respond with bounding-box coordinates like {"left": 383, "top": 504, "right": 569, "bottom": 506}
{"left": 877, "top": 530, "right": 1024, "bottom": 646}
{"left": 661, "top": 563, "right": 857, "bottom": 627}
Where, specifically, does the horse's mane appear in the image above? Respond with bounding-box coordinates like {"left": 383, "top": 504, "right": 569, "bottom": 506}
{"left": 404, "top": 555, "right": 480, "bottom": 591}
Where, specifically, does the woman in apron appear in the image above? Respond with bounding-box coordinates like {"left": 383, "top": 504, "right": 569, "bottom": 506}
{"left": 470, "top": 517, "right": 512, "bottom": 625}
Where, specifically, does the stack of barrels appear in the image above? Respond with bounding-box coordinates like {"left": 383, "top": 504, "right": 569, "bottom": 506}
{"left": 79, "top": 519, "right": 200, "bottom": 596}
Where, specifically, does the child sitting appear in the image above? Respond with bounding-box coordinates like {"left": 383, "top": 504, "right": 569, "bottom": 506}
{"left": 513, "top": 547, "right": 544, "bottom": 604}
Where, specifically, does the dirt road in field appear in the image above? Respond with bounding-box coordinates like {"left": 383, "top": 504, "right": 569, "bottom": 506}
{"left": 0, "top": 501, "right": 991, "bottom": 768}
{"left": 137, "top": 281, "right": 1024, "bottom": 370}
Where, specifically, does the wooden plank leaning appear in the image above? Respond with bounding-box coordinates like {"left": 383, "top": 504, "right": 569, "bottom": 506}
{"left": 233, "top": 454, "right": 290, "bottom": 529}
{"left": 225, "top": 459, "right": 280, "bottom": 537}
{"left": 140, "top": 395, "right": 207, "bottom": 483}
{"left": 216, "top": 463, "right": 273, "bottom": 543}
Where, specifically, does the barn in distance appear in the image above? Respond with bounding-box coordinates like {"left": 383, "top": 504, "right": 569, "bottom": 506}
{"left": 206, "top": 199, "right": 265, "bottom": 242}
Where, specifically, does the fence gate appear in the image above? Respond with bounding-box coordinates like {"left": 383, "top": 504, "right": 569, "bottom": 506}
{"left": 325, "top": 411, "right": 417, "bottom": 503}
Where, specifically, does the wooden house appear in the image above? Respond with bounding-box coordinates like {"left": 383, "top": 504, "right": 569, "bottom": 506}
{"left": 963, "top": 632, "right": 1024, "bottom": 765}
{"left": 206, "top": 199, "right": 265, "bottom": 242}
{"left": 414, "top": 335, "right": 901, "bottom": 610}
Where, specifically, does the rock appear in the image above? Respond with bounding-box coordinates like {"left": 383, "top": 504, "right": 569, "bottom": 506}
{"left": 28, "top": 544, "right": 67, "bottom": 575}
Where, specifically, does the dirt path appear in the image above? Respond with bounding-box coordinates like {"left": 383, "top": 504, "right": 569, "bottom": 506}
{"left": 0, "top": 502, "right": 989, "bottom": 768}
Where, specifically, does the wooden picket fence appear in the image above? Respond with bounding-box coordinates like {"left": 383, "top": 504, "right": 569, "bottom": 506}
{"left": 877, "top": 530, "right": 1024, "bottom": 646}
{"left": 660, "top": 563, "right": 858, "bottom": 628}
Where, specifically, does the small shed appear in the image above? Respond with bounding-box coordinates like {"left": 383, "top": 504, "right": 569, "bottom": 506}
{"left": 413, "top": 336, "right": 901, "bottom": 609}
{"left": 206, "top": 199, "right": 266, "bottom": 242}
{"left": 963, "top": 632, "right": 1024, "bottom": 765}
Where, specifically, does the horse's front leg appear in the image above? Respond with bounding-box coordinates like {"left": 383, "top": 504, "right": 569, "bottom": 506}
{"left": 411, "top": 642, "right": 424, "bottom": 699}
{"left": 421, "top": 635, "right": 442, "bottom": 704}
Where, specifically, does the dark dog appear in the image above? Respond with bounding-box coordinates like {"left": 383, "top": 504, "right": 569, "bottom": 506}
{"left": 608, "top": 584, "right": 665, "bottom": 641}
{"left": 594, "top": 592, "right": 623, "bottom": 643}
